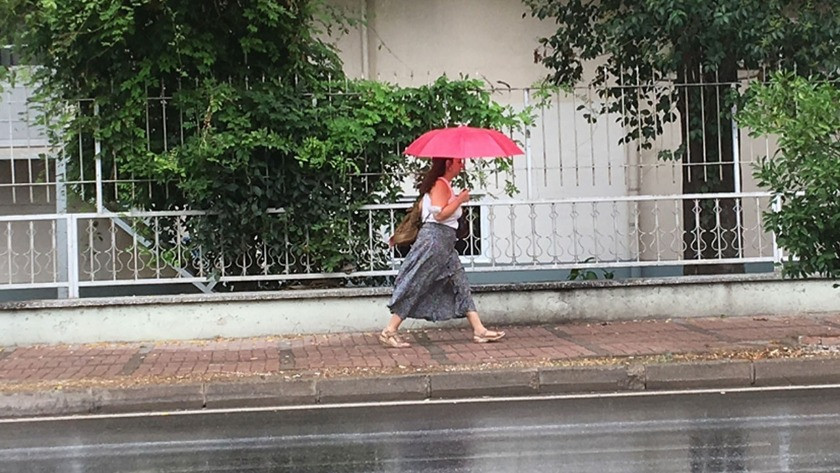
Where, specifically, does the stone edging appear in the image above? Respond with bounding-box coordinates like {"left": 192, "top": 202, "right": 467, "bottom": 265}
{"left": 2, "top": 356, "right": 839, "bottom": 418}
{"left": 0, "top": 273, "right": 785, "bottom": 311}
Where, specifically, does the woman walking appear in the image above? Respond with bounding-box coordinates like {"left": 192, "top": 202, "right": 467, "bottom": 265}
{"left": 379, "top": 157, "right": 506, "bottom": 348}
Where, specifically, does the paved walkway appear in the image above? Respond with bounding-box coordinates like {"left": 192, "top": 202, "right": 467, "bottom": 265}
{"left": 2, "top": 314, "right": 840, "bottom": 388}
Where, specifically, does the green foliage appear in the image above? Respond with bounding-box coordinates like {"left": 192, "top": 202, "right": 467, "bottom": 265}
{"left": 2, "top": 0, "right": 526, "bottom": 284}
{"left": 567, "top": 257, "right": 615, "bottom": 281}
{"left": 524, "top": 0, "right": 840, "bottom": 83}
{"left": 738, "top": 73, "right": 840, "bottom": 279}
{"left": 524, "top": 0, "right": 840, "bottom": 150}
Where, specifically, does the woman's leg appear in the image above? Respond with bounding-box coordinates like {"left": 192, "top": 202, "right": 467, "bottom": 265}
{"left": 380, "top": 314, "right": 410, "bottom": 348}
{"left": 384, "top": 314, "right": 403, "bottom": 333}
{"left": 466, "top": 311, "right": 505, "bottom": 342}
{"left": 445, "top": 253, "right": 502, "bottom": 342}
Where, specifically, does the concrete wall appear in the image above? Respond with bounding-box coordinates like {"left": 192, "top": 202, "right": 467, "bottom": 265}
{"left": 330, "top": 0, "right": 560, "bottom": 87}
{"left": 0, "top": 275, "right": 835, "bottom": 346}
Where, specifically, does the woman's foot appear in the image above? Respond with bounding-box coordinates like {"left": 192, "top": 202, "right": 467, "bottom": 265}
{"left": 379, "top": 329, "right": 410, "bottom": 348}
{"left": 473, "top": 329, "right": 505, "bottom": 343}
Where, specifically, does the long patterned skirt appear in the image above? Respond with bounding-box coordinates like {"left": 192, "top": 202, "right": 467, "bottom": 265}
{"left": 387, "top": 222, "right": 476, "bottom": 321}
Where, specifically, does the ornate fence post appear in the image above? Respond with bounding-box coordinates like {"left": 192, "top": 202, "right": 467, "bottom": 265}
{"left": 66, "top": 214, "right": 80, "bottom": 298}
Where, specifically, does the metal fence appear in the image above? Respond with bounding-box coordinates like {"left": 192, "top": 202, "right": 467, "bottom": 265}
{"left": 1, "top": 76, "right": 781, "bottom": 298}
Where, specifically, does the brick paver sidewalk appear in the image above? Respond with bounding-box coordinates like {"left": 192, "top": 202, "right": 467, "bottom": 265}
{"left": 2, "top": 314, "right": 840, "bottom": 388}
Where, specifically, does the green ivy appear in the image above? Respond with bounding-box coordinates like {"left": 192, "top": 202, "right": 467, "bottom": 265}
{"left": 2, "top": 0, "right": 527, "bottom": 287}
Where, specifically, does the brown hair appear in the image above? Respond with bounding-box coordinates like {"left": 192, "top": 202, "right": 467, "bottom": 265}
{"left": 417, "top": 158, "right": 451, "bottom": 195}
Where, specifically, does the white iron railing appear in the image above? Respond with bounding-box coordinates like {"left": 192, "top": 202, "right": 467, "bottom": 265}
{"left": 0, "top": 192, "right": 779, "bottom": 295}
{"left": 1, "top": 77, "right": 782, "bottom": 298}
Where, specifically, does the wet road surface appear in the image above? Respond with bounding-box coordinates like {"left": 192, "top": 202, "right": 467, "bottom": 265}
{"left": 1, "top": 386, "right": 839, "bottom": 472}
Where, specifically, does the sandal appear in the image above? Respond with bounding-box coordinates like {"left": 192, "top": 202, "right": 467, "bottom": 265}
{"left": 379, "top": 329, "right": 410, "bottom": 348}
{"left": 473, "top": 329, "right": 505, "bottom": 343}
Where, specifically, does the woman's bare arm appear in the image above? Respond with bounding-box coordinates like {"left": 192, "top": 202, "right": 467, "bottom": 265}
{"left": 429, "top": 181, "right": 469, "bottom": 222}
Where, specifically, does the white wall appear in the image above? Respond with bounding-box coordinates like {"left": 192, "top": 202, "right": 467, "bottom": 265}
{"left": 323, "top": 0, "right": 776, "bottom": 266}
{"left": 330, "top": 0, "right": 561, "bottom": 87}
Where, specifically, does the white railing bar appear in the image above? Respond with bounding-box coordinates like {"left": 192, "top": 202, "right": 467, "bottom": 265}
{"left": 1, "top": 192, "right": 771, "bottom": 220}
{"left": 457, "top": 257, "right": 775, "bottom": 272}
{"left": 360, "top": 192, "right": 774, "bottom": 210}
{"left": 0, "top": 282, "right": 69, "bottom": 290}
{"left": 0, "top": 214, "right": 68, "bottom": 222}
{"left": 74, "top": 270, "right": 400, "bottom": 286}
{"left": 66, "top": 214, "right": 79, "bottom": 297}
{"left": 76, "top": 278, "right": 211, "bottom": 287}
{"left": 63, "top": 256, "right": 778, "bottom": 287}
{"left": 93, "top": 103, "right": 104, "bottom": 212}
{"left": 2, "top": 221, "right": 778, "bottom": 287}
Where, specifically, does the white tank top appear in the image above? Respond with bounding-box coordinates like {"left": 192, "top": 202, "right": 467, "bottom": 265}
{"left": 421, "top": 178, "right": 462, "bottom": 229}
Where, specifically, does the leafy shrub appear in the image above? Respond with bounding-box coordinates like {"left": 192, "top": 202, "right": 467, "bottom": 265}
{"left": 738, "top": 72, "right": 840, "bottom": 279}
{"left": 2, "top": 0, "right": 527, "bottom": 284}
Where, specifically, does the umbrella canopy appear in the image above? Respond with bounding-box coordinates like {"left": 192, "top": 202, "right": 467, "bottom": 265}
{"left": 404, "top": 125, "right": 524, "bottom": 159}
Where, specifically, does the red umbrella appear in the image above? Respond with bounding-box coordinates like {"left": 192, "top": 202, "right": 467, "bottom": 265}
{"left": 404, "top": 125, "right": 524, "bottom": 159}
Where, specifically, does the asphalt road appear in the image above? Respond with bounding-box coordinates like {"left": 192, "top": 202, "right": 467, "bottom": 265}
{"left": 1, "top": 386, "right": 839, "bottom": 472}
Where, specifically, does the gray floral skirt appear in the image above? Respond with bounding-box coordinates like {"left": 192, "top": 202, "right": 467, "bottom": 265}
{"left": 388, "top": 222, "right": 476, "bottom": 321}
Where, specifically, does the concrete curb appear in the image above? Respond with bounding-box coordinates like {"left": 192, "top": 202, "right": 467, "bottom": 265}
{"left": 645, "top": 360, "right": 754, "bottom": 390}
{"left": 205, "top": 378, "right": 317, "bottom": 408}
{"left": 2, "top": 357, "right": 839, "bottom": 418}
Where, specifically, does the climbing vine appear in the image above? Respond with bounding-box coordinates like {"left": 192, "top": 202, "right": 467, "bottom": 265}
{"left": 2, "top": 0, "right": 528, "bottom": 286}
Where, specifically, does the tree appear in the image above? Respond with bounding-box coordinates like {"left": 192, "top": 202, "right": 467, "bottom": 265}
{"left": 524, "top": 0, "right": 840, "bottom": 274}
{"left": 738, "top": 73, "right": 840, "bottom": 280}
{"left": 1, "top": 1, "right": 525, "bottom": 288}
